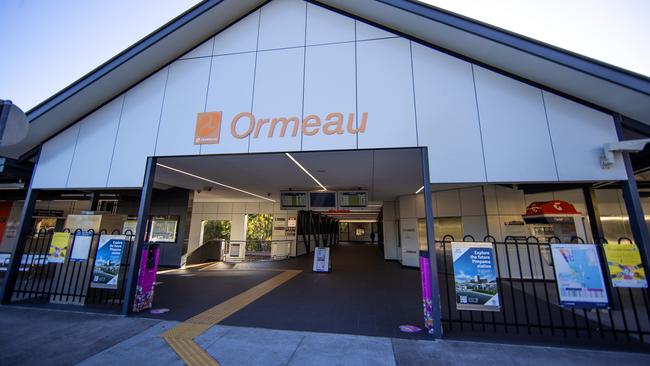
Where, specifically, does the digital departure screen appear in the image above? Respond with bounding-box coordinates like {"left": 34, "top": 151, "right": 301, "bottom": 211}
{"left": 339, "top": 191, "right": 367, "bottom": 208}
{"left": 281, "top": 192, "right": 307, "bottom": 208}
{"left": 309, "top": 191, "right": 336, "bottom": 208}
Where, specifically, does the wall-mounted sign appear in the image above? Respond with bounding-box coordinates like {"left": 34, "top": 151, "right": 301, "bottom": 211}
{"left": 48, "top": 232, "right": 70, "bottom": 264}
{"left": 451, "top": 242, "right": 500, "bottom": 311}
{"left": 550, "top": 244, "right": 608, "bottom": 308}
{"left": 603, "top": 243, "right": 647, "bottom": 288}
{"left": 194, "top": 111, "right": 368, "bottom": 145}
{"left": 91, "top": 235, "right": 126, "bottom": 289}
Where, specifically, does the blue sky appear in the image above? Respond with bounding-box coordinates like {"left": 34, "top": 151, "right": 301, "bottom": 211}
{"left": 0, "top": 0, "right": 648, "bottom": 112}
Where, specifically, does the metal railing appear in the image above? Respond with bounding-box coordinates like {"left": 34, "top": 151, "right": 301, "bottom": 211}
{"left": 435, "top": 235, "right": 650, "bottom": 348}
{"left": 222, "top": 240, "right": 292, "bottom": 262}
{"left": 8, "top": 228, "right": 135, "bottom": 310}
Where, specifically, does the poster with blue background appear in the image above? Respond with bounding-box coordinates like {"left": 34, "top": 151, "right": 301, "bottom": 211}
{"left": 550, "top": 244, "right": 608, "bottom": 308}
{"left": 452, "top": 242, "right": 500, "bottom": 311}
{"left": 91, "top": 235, "right": 126, "bottom": 289}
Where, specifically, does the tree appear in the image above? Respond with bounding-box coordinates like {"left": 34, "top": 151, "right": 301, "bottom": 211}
{"left": 246, "top": 214, "right": 273, "bottom": 242}
{"left": 202, "top": 220, "right": 231, "bottom": 244}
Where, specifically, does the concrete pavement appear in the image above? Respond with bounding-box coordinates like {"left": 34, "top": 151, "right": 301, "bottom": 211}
{"left": 1, "top": 306, "right": 649, "bottom": 366}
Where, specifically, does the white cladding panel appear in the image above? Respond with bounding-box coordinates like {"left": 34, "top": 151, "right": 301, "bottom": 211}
{"left": 474, "top": 66, "right": 558, "bottom": 182}
{"left": 249, "top": 48, "right": 304, "bottom": 153}
{"left": 32, "top": 124, "right": 80, "bottom": 188}
{"left": 33, "top": 1, "right": 627, "bottom": 189}
{"left": 302, "top": 42, "right": 357, "bottom": 151}
{"left": 356, "top": 38, "right": 417, "bottom": 149}
{"left": 201, "top": 53, "right": 256, "bottom": 155}
{"left": 67, "top": 97, "right": 124, "bottom": 188}
{"left": 306, "top": 3, "right": 355, "bottom": 46}
{"left": 411, "top": 43, "right": 486, "bottom": 183}
{"left": 543, "top": 91, "right": 627, "bottom": 181}
{"left": 257, "top": 0, "right": 306, "bottom": 51}
{"left": 108, "top": 68, "right": 168, "bottom": 187}
{"left": 155, "top": 58, "right": 211, "bottom": 157}
{"left": 213, "top": 10, "right": 260, "bottom": 55}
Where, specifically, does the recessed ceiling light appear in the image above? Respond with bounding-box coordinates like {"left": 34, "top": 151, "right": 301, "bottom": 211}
{"left": 285, "top": 153, "right": 327, "bottom": 191}
{"left": 156, "top": 163, "right": 275, "bottom": 202}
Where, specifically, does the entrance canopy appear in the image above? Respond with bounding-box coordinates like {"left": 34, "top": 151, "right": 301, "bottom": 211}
{"left": 155, "top": 148, "right": 422, "bottom": 214}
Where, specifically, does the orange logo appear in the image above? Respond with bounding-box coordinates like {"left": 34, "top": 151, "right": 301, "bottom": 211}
{"left": 194, "top": 111, "right": 222, "bottom": 144}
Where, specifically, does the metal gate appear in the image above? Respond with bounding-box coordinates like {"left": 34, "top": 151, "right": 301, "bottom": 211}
{"left": 7, "top": 229, "right": 135, "bottom": 310}
{"left": 436, "top": 235, "right": 650, "bottom": 349}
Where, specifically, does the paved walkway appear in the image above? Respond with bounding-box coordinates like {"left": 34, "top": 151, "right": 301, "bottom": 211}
{"left": 1, "top": 306, "right": 649, "bottom": 366}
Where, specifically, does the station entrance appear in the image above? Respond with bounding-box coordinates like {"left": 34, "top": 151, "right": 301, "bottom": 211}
{"left": 136, "top": 148, "right": 430, "bottom": 339}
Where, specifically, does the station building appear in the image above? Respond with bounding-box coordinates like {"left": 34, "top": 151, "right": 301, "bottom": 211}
{"left": 1, "top": 0, "right": 650, "bottom": 347}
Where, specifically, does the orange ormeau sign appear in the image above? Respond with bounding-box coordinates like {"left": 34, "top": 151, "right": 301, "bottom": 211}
{"left": 194, "top": 111, "right": 367, "bottom": 144}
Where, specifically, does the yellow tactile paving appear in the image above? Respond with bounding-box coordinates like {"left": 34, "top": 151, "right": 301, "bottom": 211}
{"left": 161, "top": 269, "right": 302, "bottom": 366}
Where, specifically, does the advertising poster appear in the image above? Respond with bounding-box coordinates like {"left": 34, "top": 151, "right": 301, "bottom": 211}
{"left": 313, "top": 247, "right": 330, "bottom": 272}
{"left": 550, "top": 244, "right": 609, "bottom": 308}
{"left": 70, "top": 232, "right": 93, "bottom": 262}
{"left": 451, "top": 242, "right": 500, "bottom": 311}
{"left": 91, "top": 235, "right": 126, "bottom": 289}
{"left": 419, "top": 251, "right": 434, "bottom": 335}
{"left": 603, "top": 243, "right": 647, "bottom": 288}
{"left": 48, "top": 232, "right": 70, "bottom": 264}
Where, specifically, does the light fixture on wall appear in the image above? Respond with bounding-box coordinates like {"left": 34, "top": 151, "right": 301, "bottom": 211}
{"left": 156, "top": 163, "right": 275, "bottom": 202}
{"left": 415, "top": 186, "right": 424, "bottom": 194}
{"left": 285, "top": 153, "right": 327, "bottom": 191}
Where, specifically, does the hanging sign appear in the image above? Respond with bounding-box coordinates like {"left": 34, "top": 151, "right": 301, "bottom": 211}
{"left": 91, "top": 235, "right": 126, "bottom": 289}
{"left": 550, "top": 244, "right": 609, "bottom": 308}
{"left": 70, "top": 232, "right": 93, "bottom": 262}
{"left": 603, "top": 243, "right": 647, "bottom": 288}
{"left": 313, "top": 247, "right": 331, "bottom": 272}
{"left": 451, "top": 242, "right": 500, "bottom": 311}
{"left": 48, "top": 232, "right": 70, "bottom": 263}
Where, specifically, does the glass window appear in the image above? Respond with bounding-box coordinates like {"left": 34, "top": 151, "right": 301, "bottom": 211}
{"left": 200, "top": 220, "right": 231, "bottom": 245}
{"left": 246, "top": 214, "right": 273, "bottom": 242}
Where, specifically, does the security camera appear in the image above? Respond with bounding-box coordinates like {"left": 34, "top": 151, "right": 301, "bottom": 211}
{"left": 602, "top": 139, "right": 650, "bottom": 168}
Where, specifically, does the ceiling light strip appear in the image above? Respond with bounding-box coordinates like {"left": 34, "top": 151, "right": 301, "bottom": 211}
{"left": 285, "top": 153, "right": 327, "bottom": 191}
{"left": 156, "top": 163, "right": 275, "bottom": 202}
{"left": 415, "top": 186, "right": 424, "bottom": 194}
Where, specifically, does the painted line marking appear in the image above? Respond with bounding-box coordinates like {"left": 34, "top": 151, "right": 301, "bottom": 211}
{"left": 162, "top": 269, "right": 302, "bottom": 366}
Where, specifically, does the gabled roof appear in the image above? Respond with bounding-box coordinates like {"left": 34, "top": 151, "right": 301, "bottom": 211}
{"left": 3, "top": 0, "right": 649, "bottom": 160}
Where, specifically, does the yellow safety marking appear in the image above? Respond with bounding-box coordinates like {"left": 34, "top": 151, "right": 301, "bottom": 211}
{"left": 162, "top": 269, "right": 302, "bottom": 366}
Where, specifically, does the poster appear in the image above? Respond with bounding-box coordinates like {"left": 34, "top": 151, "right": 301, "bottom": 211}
{"left": 451, "top": 242, "right": 500, "bottom": 311}
{"left": 419, "top": 251, "right": 434, "bottom": 335}
{"left": 91, "top": 235, "right": 126, "bottom": 289}
{"left": 603, "top": 243, "right": 647, "bottom": 288}
{"left": 550, "top": 244, "right": 608, "bottom": 308}
{"left": 70, "top": 232, "right": 93, "bottom": 262}
{"left": 313, "top": 247, "right": 330, "bottom": 272}
{"left": 48, "top": 232, "right": 70, "bottom": 263}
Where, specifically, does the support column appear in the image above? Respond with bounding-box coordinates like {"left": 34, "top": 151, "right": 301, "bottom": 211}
{"left": 122, "top": 157, "right": 157, "bottom": 315}
{"left": 0, "top": 186, "right": 39, "bottom": 304}
{"left": 614, "top": 113, "right": 650, "bottom": 273}
{"left": 88, "top": 192, "right": 100, "bottom": 211}
{"left": 582, "top": 186, "right": 605, "bottom": 243}
{"left": 420, "top": 148, "right": 443, "bottom": 338}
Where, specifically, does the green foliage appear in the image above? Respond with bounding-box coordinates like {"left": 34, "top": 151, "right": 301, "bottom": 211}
{"left": 202, "top": 220, "right": 231, "bottom": 244}
{"left": 246, "top": 214, "right": 273, "bottom": 242}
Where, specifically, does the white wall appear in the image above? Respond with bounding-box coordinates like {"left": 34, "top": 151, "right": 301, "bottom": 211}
{"left": 187, "top": 199, "right": 298, "bottom": 256}
{"left": 32, "top": 0, "right": 627, "bottom": 189}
